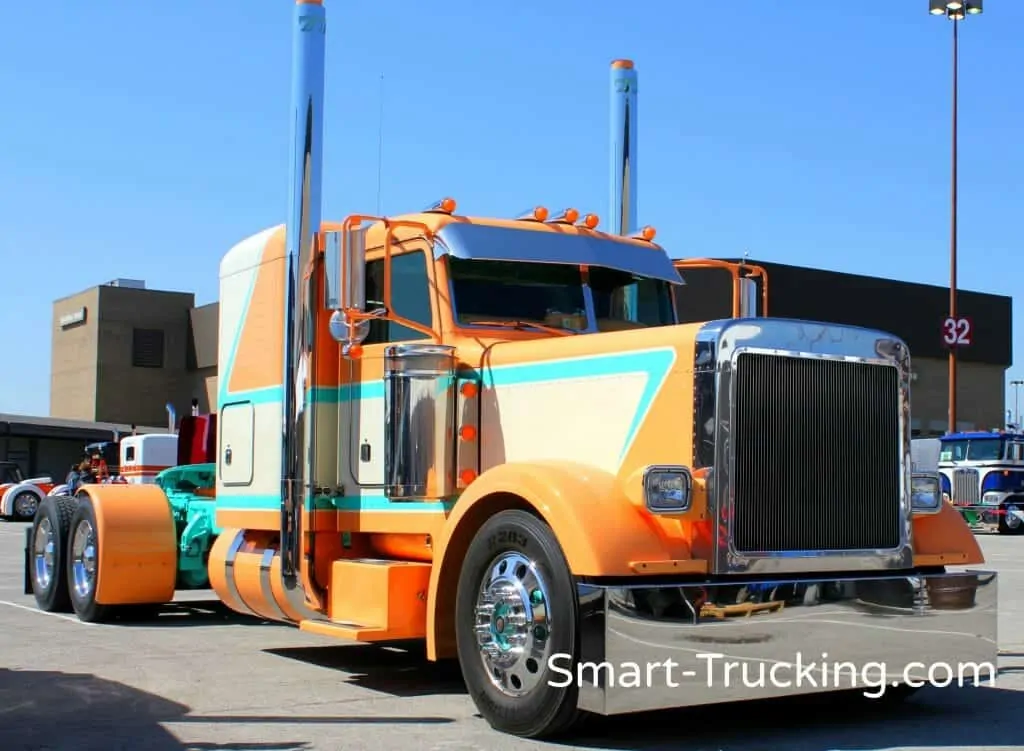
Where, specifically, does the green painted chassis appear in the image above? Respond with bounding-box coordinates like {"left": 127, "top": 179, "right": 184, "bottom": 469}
{"left": 153, "top": 463, "right": 220, "bottom": 590}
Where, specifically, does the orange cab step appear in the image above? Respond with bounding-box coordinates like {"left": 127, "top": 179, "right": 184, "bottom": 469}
{"left": 301, "top": 558, "right": 431, "bottom": 642}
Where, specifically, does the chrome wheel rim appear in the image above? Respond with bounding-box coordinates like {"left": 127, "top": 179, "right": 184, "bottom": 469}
{"left": 474, "top": 551, "right": 553, "bottom": 697}
{"left": 14, "top": 492, "right": 38, "bottom": 519}
{"left": 33, "top": 518, "right": 55, "bottom": 591}
{"left": 1006, "top": 504, "right": 1021, "bottom": 529}
{"left": 71, "top": 519, "right": 97, "bottom": 600}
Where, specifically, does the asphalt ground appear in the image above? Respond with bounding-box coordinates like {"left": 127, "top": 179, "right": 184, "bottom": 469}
{"left": 1, "top": 520, "right": 1022, "bottom": 751}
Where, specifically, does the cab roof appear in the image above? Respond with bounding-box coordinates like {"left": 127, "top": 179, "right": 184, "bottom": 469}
{"left": 941, "top": 430, "right": 1024, "bottom": 441}
{"left": 341, "top": 212, "right": 684, "bottom": 285}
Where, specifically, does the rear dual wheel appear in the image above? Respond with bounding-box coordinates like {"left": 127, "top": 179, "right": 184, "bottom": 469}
{"left": 30, "top": 495, "right": 79, "bottom": 612}
{"left": 32, "top": 493, "right": 141, "bottom": 623}
{"left": 67, "top": 497, "right": 112, "bottom": 623}
{"left": 455, "top": 510, "right": 582, "bottom": 739}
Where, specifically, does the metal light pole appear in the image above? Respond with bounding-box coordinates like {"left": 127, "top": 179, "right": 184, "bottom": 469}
{"left": 929, "top": 0, "right": 982, "bottom": 434}
{"left": 1012, "top": 379, "right": 1023, "bottom": 428}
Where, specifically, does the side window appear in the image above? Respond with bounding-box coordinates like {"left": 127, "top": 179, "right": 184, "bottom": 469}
{"left": 125, "top": 446, "right": 136, "bottom": 462}
{"left": 364, "top": 250, "right": 433, "bottom": 344}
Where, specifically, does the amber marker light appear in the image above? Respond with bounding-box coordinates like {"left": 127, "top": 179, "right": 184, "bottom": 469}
{"left": 460, "top": 381, "right": 479, "bottom": 398}
{"left": 426, "top": 197, "right": 457, "bottom": 213}
{"left": 580, "top": 213, "right": 599, "bottom": 229}
{"left": 459, "top": 425, "right": 477, "bottom": 441}
{"left": 460, "top": 468, "right": 477, "bottom": 484}
{"left": 549, "top": 207, "right": 579, "bottom": 224}
{"left": 517, "top": 206, "right": 549, "bottom": 221}
{"left": 631, "top": 225, "right": 656, "bottom": 241}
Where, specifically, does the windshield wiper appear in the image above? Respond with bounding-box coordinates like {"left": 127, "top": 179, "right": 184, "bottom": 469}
{"left": 467, "top": 320, "right": 579, "bottom": 336}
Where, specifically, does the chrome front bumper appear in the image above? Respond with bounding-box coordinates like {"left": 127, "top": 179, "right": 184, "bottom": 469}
{"left": 574, "top": 571, "right": 998, "bottom": 715}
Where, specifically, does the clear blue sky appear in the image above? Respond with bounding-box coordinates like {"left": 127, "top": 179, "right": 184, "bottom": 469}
{"left": 1, "top": 1, "right": 1021, "bottom": 420}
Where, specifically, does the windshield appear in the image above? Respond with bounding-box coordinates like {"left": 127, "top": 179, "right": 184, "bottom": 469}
{"left": 449, "top": 258, "right": 675, "bottom": 332}
{"left": 1, "top": 464, "right": 23, "bottom": 484}
{"left": 939, "top": 438, "right": 1005, "bottom": 462}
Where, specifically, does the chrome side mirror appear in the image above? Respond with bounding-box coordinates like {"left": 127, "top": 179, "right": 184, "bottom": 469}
{"left": 324, "top": 226, "right": 371, "bottom": 354}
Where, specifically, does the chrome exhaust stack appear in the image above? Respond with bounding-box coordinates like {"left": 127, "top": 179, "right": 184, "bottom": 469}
{"left": 165, "top": 402, "right": 176, "bottom": 433}
{"left": 610, "top": 59, "right": 638, "bottom": 236}
{"left": 281, "top": 0, "right": 327, "bottom": 614}
{"left": 738, "top": 275, "right": 758, "bottom": 317}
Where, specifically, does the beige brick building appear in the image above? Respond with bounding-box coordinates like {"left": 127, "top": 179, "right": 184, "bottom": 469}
{"left": 51, "top": 279, "right": 217, "bottom": 427}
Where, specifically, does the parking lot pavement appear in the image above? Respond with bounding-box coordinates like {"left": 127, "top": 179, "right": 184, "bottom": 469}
{"left": 1, "top": 520, "right": 1022, "bottom": 751}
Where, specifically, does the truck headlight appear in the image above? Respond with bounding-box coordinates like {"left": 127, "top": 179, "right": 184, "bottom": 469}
{"left": 643, "top": 466, "right": 693, "bottom": 513}
{"left": 911, "top": 474, "right": 942, "bottom": 514}
{"left": 981, "top": 491, "right": 1006, "bottom": 507}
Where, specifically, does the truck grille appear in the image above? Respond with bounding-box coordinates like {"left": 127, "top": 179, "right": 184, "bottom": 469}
{"left": 952, "top": 468, "right": 980, "bottom": 505}
{"left": 732, "top": 353, "right": 901, "bottom": 553}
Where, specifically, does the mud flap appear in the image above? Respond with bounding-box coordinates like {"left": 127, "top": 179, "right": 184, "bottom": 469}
{"left": 23, "top": 525, "right": 32, "bottom": 595}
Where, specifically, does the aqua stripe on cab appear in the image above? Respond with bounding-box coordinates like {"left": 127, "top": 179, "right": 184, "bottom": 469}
{"left": 223, "top": 349, "right": 674, "bottom": 414}
{"left": 216, "top": 494, "right": 453, "bottom": 513}
{"left": 216, "top": 347, "right": 677, "bottom": 514}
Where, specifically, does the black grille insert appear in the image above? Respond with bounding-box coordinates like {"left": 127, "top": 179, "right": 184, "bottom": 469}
{"left": 732, "top": 353, "right": 901, "bottom": 553}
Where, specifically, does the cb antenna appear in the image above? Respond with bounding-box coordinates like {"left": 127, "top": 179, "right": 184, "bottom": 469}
{"left": 376, "top": 73, "right": 384, "bottom": 214}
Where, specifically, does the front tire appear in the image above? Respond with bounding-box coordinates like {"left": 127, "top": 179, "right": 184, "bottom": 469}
{"left": 67, "top": 497, "right": 113, "bottom": 623}
{"left": 12, "top": 491, "right": 41, "bottom": 522}
{"left": 998, "top": 499, "right": 1024, "bottom": 535}
{"left": 30, "top": 495, "right": 78, "bottom": 612}
{"left": 455, "top": 509, "right": 582, "bottom": 739}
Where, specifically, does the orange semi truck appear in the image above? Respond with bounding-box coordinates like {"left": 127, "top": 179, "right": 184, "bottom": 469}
{"left": 24, "top": 0, "right": 997, "bottom": 739}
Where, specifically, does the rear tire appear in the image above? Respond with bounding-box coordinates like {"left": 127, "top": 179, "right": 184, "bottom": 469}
{"left": 30, "top": 496, "right": 78, "bottom": 612}
{"left": 67, "top": 496, "right": 114, "bottom": 623}
{"left": 455, "top": 509, "right": 582, "bottom": 739}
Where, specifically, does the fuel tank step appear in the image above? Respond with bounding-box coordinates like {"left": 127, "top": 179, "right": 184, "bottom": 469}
{"left": 304, "top": 558, "right": 431, "bottom": 641}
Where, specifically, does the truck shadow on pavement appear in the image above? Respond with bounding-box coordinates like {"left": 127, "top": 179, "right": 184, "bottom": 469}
{"left": 0, "top": 667, "right": 451, "bottom": 751}
{"left": 558, "top": 684, "right": 1024, "bottom": 750}
{"left": 113, "top": 599, "right": 283, "bottom": 628}
{"left": 264, "top": 641, "right": 467, "bottom": 697}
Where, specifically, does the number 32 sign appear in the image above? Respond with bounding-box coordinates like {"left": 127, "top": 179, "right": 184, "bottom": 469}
{"left": 942, "top": 316, "right": 972, "bottom": 346}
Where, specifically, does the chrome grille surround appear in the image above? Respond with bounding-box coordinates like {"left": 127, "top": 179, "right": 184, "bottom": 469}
{"left": 692, "top": 318, "right": 914, "bottom": 575}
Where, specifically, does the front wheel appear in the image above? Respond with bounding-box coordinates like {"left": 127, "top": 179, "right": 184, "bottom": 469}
{"left": 998, "top": 500, "right": 1024, "bottom": 535}
{"left": 455, "top": 509, "right": 582, "bottom": 739}
{"left": 12, "top": 491, "right": 41, "bottom": 522}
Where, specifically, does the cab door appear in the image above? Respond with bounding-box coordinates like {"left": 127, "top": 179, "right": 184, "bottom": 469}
{"left": 348, "top": 245, "right": 438, "bottom": 489}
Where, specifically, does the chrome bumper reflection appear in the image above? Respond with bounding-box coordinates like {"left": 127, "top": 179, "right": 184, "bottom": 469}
{"left": 575, "top": 571, "right": 998, "bottom": 715}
